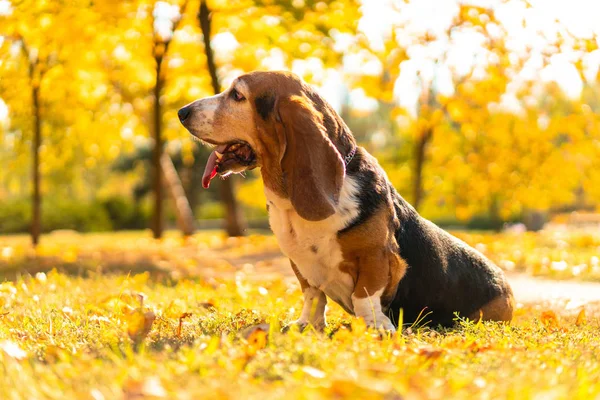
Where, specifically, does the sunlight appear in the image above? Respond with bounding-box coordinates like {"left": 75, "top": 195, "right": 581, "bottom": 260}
{"left": 0, "top": 98, "right": 8, "bottom": 124}
{"left": 359, "top": 0, "right": 600, "bottom": 105}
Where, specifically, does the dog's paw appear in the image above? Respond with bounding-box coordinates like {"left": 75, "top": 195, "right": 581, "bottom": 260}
{"left": 364, "top": 316, "right": 397, "bottom": 334}
{"left": 282, "top": 319, "right": 325, "bottom": 333}
{"left": 281, "top": 319, "right": 308, "bottom": 333}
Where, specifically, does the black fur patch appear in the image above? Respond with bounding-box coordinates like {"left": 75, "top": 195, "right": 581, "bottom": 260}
{"left": 338, "top": 150, "right": 386, "bottom": 235}
{"left": 255, "top": 93, "right": 275, "bottom": 120}
{"left": 310, "top": 245, "right": 318, "bottom": 254}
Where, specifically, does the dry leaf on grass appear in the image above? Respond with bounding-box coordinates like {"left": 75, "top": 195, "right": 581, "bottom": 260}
{"left": 126, "top": 309, "right": 156, "bottom": 345}
{"left": 413, "top": 346, "right": 445, "bottom": 359}
{"left": 467, "top": 342, "right": 493, "bottom": 353}
{"left": 123, "top": 376, "right": 166, "bottom": 399}
{"left": 302, "top": 366, "right": 326, "bottom": 379}
{"left": 575, "top": 309, "right": 587, "bottom": 326}
{"left": 242, "top": 323, "right": 269, "bottom": 356}
{"left": 540, "top": 311, "right": 559, "bottom": 328}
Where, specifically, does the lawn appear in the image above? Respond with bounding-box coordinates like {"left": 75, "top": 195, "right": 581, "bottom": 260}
{"left": 1, "top": 230, "right": 600, "bottom": 399}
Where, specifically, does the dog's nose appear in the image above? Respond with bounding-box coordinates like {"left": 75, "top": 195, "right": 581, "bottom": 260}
{"left": 178, "top": 106, "right": 191, "bottom": 123}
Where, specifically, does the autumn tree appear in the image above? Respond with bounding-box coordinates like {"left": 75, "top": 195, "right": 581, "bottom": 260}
{"left": 350, "top": 1, "right": 600, "bottom": 227}
{"left": 150, "top": 1, "right": 196, "bottom": 238}
{"left": 90, "top": 0, "right": 200, "bottom": 238}
{"left": 353, "top": 4, "right": 514, "bottom": 215}
{"left": 428, "top": 11, "right": 600, "bottom": 223}
{"left": 0, "top": 1, "right": 114, "bottom": 244}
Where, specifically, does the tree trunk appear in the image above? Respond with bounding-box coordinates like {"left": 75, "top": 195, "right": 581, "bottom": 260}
{"left": 218, "top": 180, "right": 246, "bottom": 236}
{"left": 152, "top": 54, "right": 164, "bottom": 239}
{"left": 199, "top": 0, "right": 247, "bottom": 236}
{"left": 160, "top": 152, "right": 195, "bottom": 236}
{"left": 31, "top": 84, "right": 41, "bottom": 246}
{"left": 412, "top": 129, "right": 432, "bottom": 212}
{"left": 151, "top": 3, "right": 196, "bottom": 239}
{"left": 488, "top": 196, "right": 502, "bottom": 231}
{"left": 181, "top": 162, "right": 198, "bottom": 212}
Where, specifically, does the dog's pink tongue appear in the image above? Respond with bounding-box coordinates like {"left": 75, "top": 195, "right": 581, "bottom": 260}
{"left": 202, "top": 145, "right": 227, "bottom": 189}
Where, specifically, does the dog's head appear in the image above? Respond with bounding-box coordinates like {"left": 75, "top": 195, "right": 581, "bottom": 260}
{"left": 178, "top": 71, "right": 355, "bottom": 221}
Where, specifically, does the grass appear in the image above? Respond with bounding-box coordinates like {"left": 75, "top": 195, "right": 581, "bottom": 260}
{"left": 0, "top": 229, "right": 600, "bottom": 399}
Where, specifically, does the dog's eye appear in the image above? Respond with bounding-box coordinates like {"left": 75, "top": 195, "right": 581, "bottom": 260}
{"left": 230, "top": 88, "right": 245, "bottom": 102}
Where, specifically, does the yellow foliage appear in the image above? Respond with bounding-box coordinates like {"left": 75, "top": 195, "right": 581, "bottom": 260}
{"left": 237, "top": 173, "right": 267, "bottom": 210}
{"left": 1, "top": 0, "right": 600, "bottom": 225}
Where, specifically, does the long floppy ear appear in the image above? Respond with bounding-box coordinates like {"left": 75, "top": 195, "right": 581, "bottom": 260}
{"left": 277, "top": 95, "right": 345, "bottom": 221}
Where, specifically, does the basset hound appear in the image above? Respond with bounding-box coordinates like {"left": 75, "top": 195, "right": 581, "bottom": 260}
{"left": 178, "top": 71, "right": 514, "bottom": 332}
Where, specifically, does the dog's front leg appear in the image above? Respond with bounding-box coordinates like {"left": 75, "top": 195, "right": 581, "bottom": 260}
{"left": 352, "top": 254, "right": 397, "bottom": 333}
{"left": 288, "top": 261, "right": 327, "bottom": 331}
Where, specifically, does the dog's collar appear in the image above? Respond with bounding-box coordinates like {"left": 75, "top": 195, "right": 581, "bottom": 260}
{"left": 344, "top": 146, "right": 357, "bottom": 166}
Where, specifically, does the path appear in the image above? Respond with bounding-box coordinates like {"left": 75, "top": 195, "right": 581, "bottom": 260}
{"left": 508, "top": 273, "right": 600, "bottom": 314}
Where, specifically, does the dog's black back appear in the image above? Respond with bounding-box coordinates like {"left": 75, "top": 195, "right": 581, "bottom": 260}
{"left": 388, "top": 191, "right": 511, "bottom": 327}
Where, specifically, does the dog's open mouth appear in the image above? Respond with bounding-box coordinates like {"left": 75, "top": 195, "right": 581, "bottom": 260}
{"left": 202, "top": 141, "right": 257, "bottom": 189}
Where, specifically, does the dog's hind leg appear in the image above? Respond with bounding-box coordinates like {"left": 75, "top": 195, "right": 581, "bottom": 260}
{"left": 468, "top": 289, "right": 515, "bottom": 323}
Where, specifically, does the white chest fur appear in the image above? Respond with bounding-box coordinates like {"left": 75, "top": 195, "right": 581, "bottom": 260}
{"left": 265, "top": 177, "right": 360, "bottom": 313}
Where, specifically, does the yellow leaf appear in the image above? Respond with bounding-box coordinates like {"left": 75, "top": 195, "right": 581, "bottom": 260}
{"left": 126, "top": 309, "right": 155, "bottom": 344}
{"left": 575, "top": 309, "right": 587, "bottom": 326}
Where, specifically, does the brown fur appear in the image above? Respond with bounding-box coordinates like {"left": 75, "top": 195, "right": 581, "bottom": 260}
{"left": 276, "top": 96, "right": 345, "bottom": 221}
{"left": 338, "top": 205, "right": 408, "bottom": 305}
{"left": 468, "top": 290, "right": 515, "bottom": 323}
{"left": 290, "top": 261, "right": 310, "bottom": 292}
{"left": 238, "top": 72, "right": 356, "bottom": 202}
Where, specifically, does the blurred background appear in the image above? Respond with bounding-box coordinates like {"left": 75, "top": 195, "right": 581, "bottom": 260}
{"left": 1, "top": 0, "right": 599, "bottom": 244}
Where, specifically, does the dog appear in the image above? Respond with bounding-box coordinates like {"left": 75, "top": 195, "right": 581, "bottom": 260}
{"left": 178, "top": 71, "right": 514, "bottom": 332}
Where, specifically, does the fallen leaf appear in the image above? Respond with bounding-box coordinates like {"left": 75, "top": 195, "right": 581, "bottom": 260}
{"left": 126, "top": 309, "right": 156, "bottom": 345}
{"left": 328, "top": 376, "right": 394, "bottom": 397}
{"left": 540, "top": 311, "right": 559, "bottom": 328}
{"left": 199, "top": 301, "right": 215, "bottom": 310}
{"left": 242, "top": 323, "right": 269, "bottom": 356}
{"left": 89, "top": 315, "right": 111, "bottom": 324}
{"left": 414, "top": 346, "right": 444, "bottom": 359}
{"left": 44, "top": 344, "right": 70, "bottom": 363}
{"left": 468, "top": 341, "right": 493, "bottom": 353}
{"left": 302, "top": 366, "right": 326, "bottom": 379}
{"left": 123, "top": 376, "right": 166, "bottom": 399}
{"left": 0, "top": 340, "right": 27, "bottom": 361}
